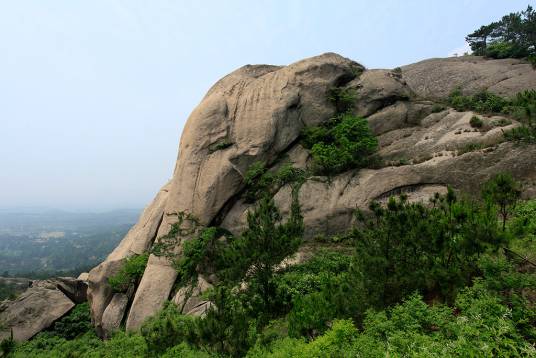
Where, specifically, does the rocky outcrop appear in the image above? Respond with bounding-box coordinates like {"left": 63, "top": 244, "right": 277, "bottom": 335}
{"left": 0, "top": 277, "right": 87, "bottom": 342}
{"left": 88, "top": 183, "right": 169, "bottom": 336}
{"left": 401, "top": 56, "right": 536, "bottom": 99}
{"left": 123, "top": 53, "right": 364, "bottom": 331}
{"left": 87, "top": 52, "right": 536, "bottom": 337}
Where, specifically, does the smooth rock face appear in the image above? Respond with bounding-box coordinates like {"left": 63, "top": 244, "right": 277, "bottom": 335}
{"left": 101, "top": 292, "right": 130, "bottom": 338}
{"left": 402, "top": 56, "right": 536, "bottom": 99}
{"left": 87, "top": 53, "right": 536, "bottom": 336}
{"left": 172, "top": 276, "right": 213, "bottom": 314}
{"left": 0, "top": 287, "right": 75, "bottom": 342}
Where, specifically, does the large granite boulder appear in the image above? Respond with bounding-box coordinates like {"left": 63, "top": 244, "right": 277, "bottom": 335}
{"left": 87, "top": 53, "right": 536, "bottom": 337}
{"left": 124, "top": 52, "right": 364, "bottom": 331}
{"left": 0, "top": 279, "right": 86, "bottom": 342}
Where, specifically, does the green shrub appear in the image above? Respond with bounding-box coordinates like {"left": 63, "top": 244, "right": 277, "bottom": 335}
{"left": 243, "top": 161, "right": 306, "bottom": 202}
{"left": 140, "top": 302, "right": 199, "bottom": 354}
{"left": 448, "top": 88, "right": 508, "bottom": 113}
{"left": 431, "top": 103, "right": 446, "bottom": 113}
{"left": 504, "top": 125, "right": 536, "bottom": 143}
{"left": 470, "top": 115, "right": 483, "bottom": 128}
{"left": 485, "top": 41, "right": 527, "bottom": 59}
{"left": 482, "top": 172, "right": 522, "bottom": 231}
{"left": 326, "top": 87, "right": 356, "bottom": 113}
{"left": 51, "top": 302, "right": 92, "bottom": 340}
{"left": 509, "top": 199, "right": 536, "bottom": 244}
{"left": 529, "top": 54, "right": 536, "bottom": 69}
{"left": 108, "top": 253, "right": 149, "bottom": 292}
{"left": 101, "top": 331, "right": 149, "bottom": 358}
{"left": 351, "top": 190, "right": 504, "bottom": 307}
{"left": 274, "top": 251, "right": 352, "bottom": 311}
{"left": 161, "top": 342, "right": 213, "bottom": 358}
{"left": 303, "top": 113, "right": 378, "bottom": 175}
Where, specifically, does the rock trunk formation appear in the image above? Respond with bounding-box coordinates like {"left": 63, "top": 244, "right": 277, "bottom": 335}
{"left": 87, "top": 53, "right": 536, "bottom": 336}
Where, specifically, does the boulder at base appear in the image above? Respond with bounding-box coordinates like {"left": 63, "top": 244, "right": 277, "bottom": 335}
{"left": 0, "top": 286, "right": 74, "bottom": 342}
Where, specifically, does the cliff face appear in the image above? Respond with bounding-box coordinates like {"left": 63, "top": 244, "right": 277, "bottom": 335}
{"left": 87, "top": 53, "right": 536, "bottom": 336}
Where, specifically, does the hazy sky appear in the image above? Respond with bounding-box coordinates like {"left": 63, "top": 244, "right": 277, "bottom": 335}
{"left": 0, "top": 1, "right": 533, "bottom": 211}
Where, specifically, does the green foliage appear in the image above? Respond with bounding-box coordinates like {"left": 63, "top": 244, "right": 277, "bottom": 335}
{"left": 174, "top": 226, "right": 231, "bottom": 288}
{"left": 477, "top": 256, "right": 536, "bottom": 341}
{"left": 197, "top": 286, "right": 257, "bottom": 356}
{"left": 466, "top": 5, "right": 536, "bottom": 60}
{"left": 160, "top": 342, "right": 213, "bottom": 358}
{"left": 431, "top": 103, "right": 446, "bottom": 113}
{"left": 470, "top": 115, "right": 483, "bottom": 128}
{"left": 529, "top": 54, "right": 536, "bottom": 68}
{"left": 482, "top": 172, "right": 522, "bottom": 231}
{"left": 351, "top": 190, "right": 504, "bottom": 307}
{"left": 51, "top": 303, "right": 92, "bottom": 340}
{"left": 486, "top": 41, "right": 528, "bottom": 59}
{"left": 0, "top": 332, "right": 14, "bottom": 357}
{"left": 140, "top": 302, "right": 199, "bottom": 355}
{"left": 165, "top": 180, "right": 304, "bottom": 355}
{"left": 108, "top": 253, "right": 149, "bottom": 292}
{"left": 326, "top": 87, "right": 356, "bottom": 113}
{"left": 302, "top": 113, "right": 378, "bottom": 175}
{"left": 251, "top": 290, "right": 536, "bottom": 357}
{"left": 510, "top": 199, "right": 536, "bottom": 246}
{"left": 221, "top": 193, "right": 304, "bottom": 314}
{"left": 243, "top": 162, "right": 306, "bottom": 203}
{"left": 504, "top": 125, "right": 536, "bottom": 143}
{"left": 448, "top": 88, "right": 508, "bottom": 113}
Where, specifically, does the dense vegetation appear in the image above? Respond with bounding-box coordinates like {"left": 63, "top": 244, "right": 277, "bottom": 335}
{"left": 5, "top": 171, "right": 535, "bottom": 357}
{"left": 466, "top": 5, "right": 536, "bottom": 64}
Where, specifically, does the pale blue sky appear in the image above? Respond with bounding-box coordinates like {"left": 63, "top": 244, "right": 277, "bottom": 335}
{"left": 0, "top": 0, "right": 533, "bottom": 210}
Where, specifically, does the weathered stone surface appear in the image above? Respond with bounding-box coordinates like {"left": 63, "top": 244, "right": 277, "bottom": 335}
{"left": 78, "top": 272, "right": 89, "bottom": 281}
{"left": 172, "top": 275, "right": 213, "bottom": 314}
{"left": 349, "top": 69, "right": 413, "bottom": 117}
{"left": 0, "top": 287, "right": 74, "bottom": 342}
{"left": 185, "top": 301, "right": 214, "bottom": 317}
{"left": 401, "top": 56, "right": 536, "bottom": 99}
{"left": 27, "top": 277, "right": 87, "bottom": 304}
{"left": 125, "top": 255, "right": 178, "bottom": 331}
{"left": 101, "top": 292, "right": 130, "bottom": 338}
{"left": 87, "top": 183, "right": 169, "bottom": 336}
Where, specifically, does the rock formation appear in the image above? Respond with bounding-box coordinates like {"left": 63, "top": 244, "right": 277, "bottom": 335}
{"left": 0, "top": 277, "right": 87, "bottom": 342}
{"left": 75, "top": 53, "right": 536, "bottom": 337}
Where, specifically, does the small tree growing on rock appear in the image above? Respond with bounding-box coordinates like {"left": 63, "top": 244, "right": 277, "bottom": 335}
{"left": 482, "top": 172, "right": 522, "bottom": 231}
